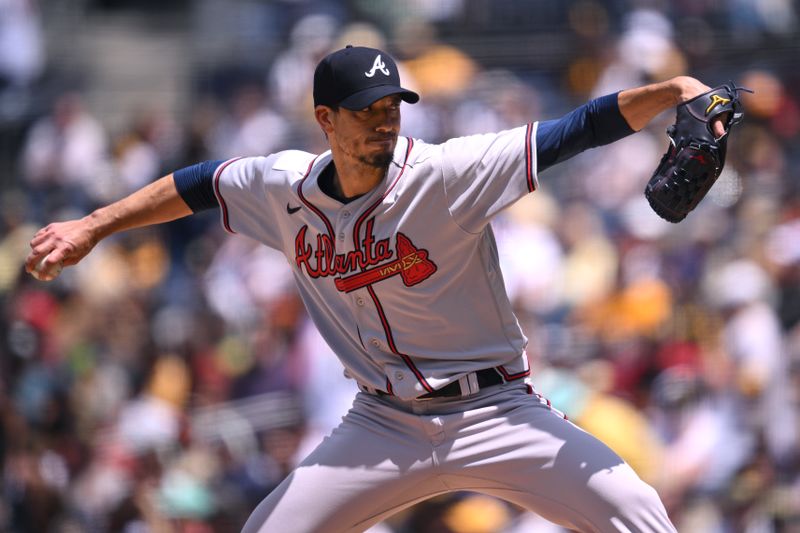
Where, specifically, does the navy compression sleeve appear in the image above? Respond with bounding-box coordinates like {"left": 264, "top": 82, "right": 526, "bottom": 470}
{"left": 173, "top": 160, "right": 224, "bottom": 212}
{"left": 536, "top": 92, "right": 635, "bottom": 173}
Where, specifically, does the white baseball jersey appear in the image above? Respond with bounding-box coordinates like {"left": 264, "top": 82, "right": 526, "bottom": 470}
{"left": 213, "top": 124, "right": 538, "bottom": 400}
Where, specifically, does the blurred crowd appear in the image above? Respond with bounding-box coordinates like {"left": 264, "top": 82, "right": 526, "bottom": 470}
{"left": 1, "top": 0, "right": 800, "bottom": 532}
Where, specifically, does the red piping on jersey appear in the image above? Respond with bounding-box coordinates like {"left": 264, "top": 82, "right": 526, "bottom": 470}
{"left": 367, "top": 285, "right": 434, "bottom": 393}
{"left": 525, "top": 123, "right": 535, "bottom": 193}
{"left": 496, "top": 365, "right": 530, "bottom": 381}
{"left": 532, "top": 389, "right": 568, "bottom": 420}
{"left": 350, "top": 138, "right": 433, "bottom": 393}
{"left": 297, "top": 156, "right": 336, "bottom": 242}
{"left": 213, "top": 157, "right": 244, "bottom": 233}
{"left": 385, "top": 377, "right": 394, "bottom": 395}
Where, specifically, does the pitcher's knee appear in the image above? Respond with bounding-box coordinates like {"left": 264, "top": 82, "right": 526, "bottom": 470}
{"left": 595, "top": 475, "right": 675, "bottom": 533}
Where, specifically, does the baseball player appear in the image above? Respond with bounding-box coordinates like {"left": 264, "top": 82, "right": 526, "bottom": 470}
{"left": 26, "top": 46, "right": 730, "bottom": 532}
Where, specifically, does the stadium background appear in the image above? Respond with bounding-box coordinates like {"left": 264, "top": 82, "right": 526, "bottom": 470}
{"left": 1, "top": 0, "right": 799, "bottom": 531}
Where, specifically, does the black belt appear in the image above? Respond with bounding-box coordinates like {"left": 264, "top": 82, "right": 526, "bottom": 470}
{"left": 368, "top": 368, "right": 506, "bottom": 399}
{"left": 417, "top": 368, "right": 504, "bottom": 399}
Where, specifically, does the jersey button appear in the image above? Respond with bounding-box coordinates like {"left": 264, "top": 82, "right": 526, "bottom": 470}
{"left": 356, "top": 297, "right": 365, "bottom": 306}
{"left": 394, "top": 371, "right": 404, "bottom": 381}
{"left": 342, "top": 211, "right": 350, "bottom": 218}
{"left": 370, "top": 338, "right": 380, "bottom": 348}
{"left": 338, "top": 232, "right": 345, "bottom": 240}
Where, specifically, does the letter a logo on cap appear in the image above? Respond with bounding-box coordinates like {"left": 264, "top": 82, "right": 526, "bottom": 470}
{"left": 365, "top": 55, "right": 390, "bottom": 78}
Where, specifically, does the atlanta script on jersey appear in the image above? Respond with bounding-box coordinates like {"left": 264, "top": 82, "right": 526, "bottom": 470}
{"left": 212, "top": 126, "right": 538, "bottom": 399}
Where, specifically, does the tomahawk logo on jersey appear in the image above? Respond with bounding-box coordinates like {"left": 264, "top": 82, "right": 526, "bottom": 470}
{"left": 294, "top": 221, "right": 437, "bottom": 291}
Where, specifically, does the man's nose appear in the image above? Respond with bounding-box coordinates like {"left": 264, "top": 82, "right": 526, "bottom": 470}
{"left": 375, "top": 112, "right": 399, "bottom": 132}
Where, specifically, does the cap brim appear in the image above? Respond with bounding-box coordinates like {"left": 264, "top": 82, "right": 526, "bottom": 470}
{"left": 339, "top": 85, "right": 419, "bottom": 110}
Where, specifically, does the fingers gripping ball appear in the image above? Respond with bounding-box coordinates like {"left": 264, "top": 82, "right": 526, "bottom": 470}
{"left": 645, "top": 82, "right": 752, "bottom": 223}
{"left": 31, "top": 254, "right": 63, "bottom": 281}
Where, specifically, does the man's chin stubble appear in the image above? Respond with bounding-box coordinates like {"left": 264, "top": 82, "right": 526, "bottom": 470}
{"left": 358, "top": 151, "right": 393, "bottom": 170}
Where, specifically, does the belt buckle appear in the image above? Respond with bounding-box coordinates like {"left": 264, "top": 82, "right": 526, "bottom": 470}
{"left": 414, "top": 369, "right": 500, "bottom": 401}
{"left": 459, "top": 373, "right": 481, "bottom": 396}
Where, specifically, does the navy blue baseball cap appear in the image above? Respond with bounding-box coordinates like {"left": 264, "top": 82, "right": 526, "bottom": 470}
{"left": 313, "top": 45, "right": 419, "bottom": 110}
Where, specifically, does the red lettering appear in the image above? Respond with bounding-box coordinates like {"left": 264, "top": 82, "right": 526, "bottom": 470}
{"left": 294, "top": 226, "right": 339, "bottom": 278}
{"left": 375, "top": 239, "right": 391, "bottom": 261}
{"left": 362, "top": 218, "right": 376, "bottom": 266}
{"left": 321, "top": 234, "right": 335, "bottom": 276}
{"left": 359, "top": 217, "right": 393, "bottom": 267}
{"left": 333, "top": 253, "right": 347, "bottom": 273}
{"left": 314, "top": 235, "right": 326, "bottom": 274}
{"left": 293, "top": 217, "right": 400, "bottom": 281}
{"left": 294, "top": 226, "right": 317, "bottom": 277}
{"left": 344, "top": 249, "right": 363, "bottom": 272}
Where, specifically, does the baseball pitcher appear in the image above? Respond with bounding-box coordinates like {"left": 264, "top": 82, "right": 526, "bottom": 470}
{"left": 26, "top": 45, "right": 745, "bottom": 532}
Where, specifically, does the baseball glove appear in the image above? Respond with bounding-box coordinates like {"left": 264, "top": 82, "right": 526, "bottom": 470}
{"left": 645, "top": 82, "right": 752, "bottom": 223}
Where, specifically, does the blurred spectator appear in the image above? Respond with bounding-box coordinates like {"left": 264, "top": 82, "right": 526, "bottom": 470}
{"left": 206, "top": 82, "right": 288, "bottom": 159}
{"left": 705, "top": 259, "right": 798, "bottom": 465}
{"left": 20, "top": 92, "right": 110, "bottom": 218}
{"left": 112, "top": 109, "right": 182, "bottom": 197}
{"left": 649, "top": 363, "right": 752, "bottom": 529}
{"left": 268, "top": 13, "right": 339, "bottom": 116}
{"left": 0, "top": 0, "right": 44, "bottom": 90}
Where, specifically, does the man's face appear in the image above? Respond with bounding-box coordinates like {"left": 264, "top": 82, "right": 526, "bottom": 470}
{"left": 317, "top": 95, "right": 402, "bottom": 170}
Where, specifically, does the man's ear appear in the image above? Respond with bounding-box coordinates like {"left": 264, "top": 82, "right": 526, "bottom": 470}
{"left": 315, "top": 105, "right": 335, "bottom": 136}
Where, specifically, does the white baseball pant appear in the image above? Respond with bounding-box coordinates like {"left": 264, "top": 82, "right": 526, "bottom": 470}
{"left": 242, "top": 381, "right": 676, "bottom": 533}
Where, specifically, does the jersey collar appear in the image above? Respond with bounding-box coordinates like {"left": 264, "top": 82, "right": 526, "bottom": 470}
{"left": 302, "top": 136, "right": 412, "bottom": 210}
